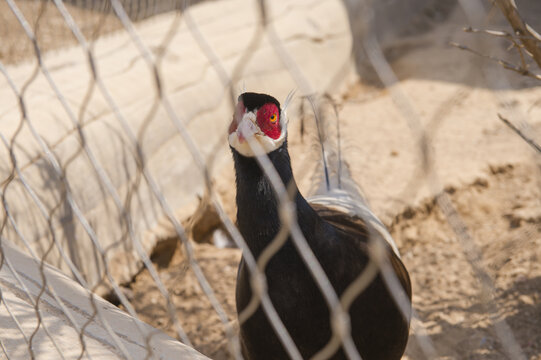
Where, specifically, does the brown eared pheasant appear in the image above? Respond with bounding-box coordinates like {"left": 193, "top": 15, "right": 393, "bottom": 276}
{"left": 229, "top": 92, "right": 412, "bottom": 360}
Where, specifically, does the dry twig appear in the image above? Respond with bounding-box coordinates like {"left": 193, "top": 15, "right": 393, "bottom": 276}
{"left": 498, "top": 113, "right": 541, "bottom": 154}
{"left": 449, "top": 41, "right": 541, "bottom": 81}
{"left": 492, "top": 0, "right": 541, "bottom": 69}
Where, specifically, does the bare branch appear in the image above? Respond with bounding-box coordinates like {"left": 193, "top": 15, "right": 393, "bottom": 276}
{"left": 449, "top": 41, "right": 541, "bottom": 81}
{"left": 463, "top": 26, "right": 530, "bottom": 68}
{"left": 498, "top": 113, "right": 541, "bottom": 154}
{"left": 493, "top": 0, "right": 541, "bottom": 69}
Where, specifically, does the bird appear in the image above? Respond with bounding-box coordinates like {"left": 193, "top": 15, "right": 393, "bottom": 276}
{"left": 228, "top": 91, "right": 411, "bottom": 360}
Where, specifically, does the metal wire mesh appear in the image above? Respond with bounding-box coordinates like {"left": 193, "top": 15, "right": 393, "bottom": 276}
{"left": 1, "top": 0, "right": 540, "bottom": 359}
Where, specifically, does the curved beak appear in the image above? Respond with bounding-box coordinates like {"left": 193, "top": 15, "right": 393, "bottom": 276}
{"left": 236, "top": 112, "right": 260, "bottom": 143}
{"left": 229, "top": 98, "right": 261, "bottom": 143}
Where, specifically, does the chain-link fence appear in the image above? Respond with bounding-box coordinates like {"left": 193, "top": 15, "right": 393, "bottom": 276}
{"left": 1, "top": 0, "right": 540, "bottom": 359}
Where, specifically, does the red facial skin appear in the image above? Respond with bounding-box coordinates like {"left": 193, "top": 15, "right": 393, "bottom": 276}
{"left": 229, "top": 101, "right": 281, "bottom": 141}
{"left": 256, "top": 103, "right": 280, "bottom": 139}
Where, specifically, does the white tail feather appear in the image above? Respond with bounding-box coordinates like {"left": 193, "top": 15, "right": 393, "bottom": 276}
{"left": 305, "top": 95, "right": 401, "bottom": 257}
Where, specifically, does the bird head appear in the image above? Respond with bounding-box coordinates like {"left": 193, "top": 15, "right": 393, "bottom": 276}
{"left": 228, "top": 92, "right": 293, "bottom": 157}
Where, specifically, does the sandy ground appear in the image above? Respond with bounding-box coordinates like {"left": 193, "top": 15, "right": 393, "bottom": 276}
{"left": 0, "top": 0, "right": 212, "bottom": 66}
{"left": 3, "top": 1, "right": 541, "bottom": 359}
{"left": 397, "top": 162, "right": 541, "bottom": 360}
{"left": 0, "top": 1, "right": 124, "bottom": 66}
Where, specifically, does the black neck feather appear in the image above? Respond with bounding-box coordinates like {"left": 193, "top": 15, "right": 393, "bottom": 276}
{"left": 231, "top": 140, "right": 319, "bottom": 257}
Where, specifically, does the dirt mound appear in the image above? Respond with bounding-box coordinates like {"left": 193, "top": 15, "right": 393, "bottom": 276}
{"left": 126, "top": 242, "right": 240, "bottom": 359}
{"left": 397, "top": 163, "right": 541, "bottom": 360}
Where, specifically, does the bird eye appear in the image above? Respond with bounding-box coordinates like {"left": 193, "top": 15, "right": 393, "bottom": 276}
{"left": 270, "top": 114, "right": 277, "bottom": 123}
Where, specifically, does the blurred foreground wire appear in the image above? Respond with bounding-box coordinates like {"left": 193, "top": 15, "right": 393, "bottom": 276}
{"left": 0, "top": 0, "right": 540, "bottom": 359}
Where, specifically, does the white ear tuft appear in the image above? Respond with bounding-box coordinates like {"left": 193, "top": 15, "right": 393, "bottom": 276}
{"left": 281, "top": 89, "right": 296, "bottom": 128}
{"left": 283, "top": 89, "right": 296, "bottom": 114}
